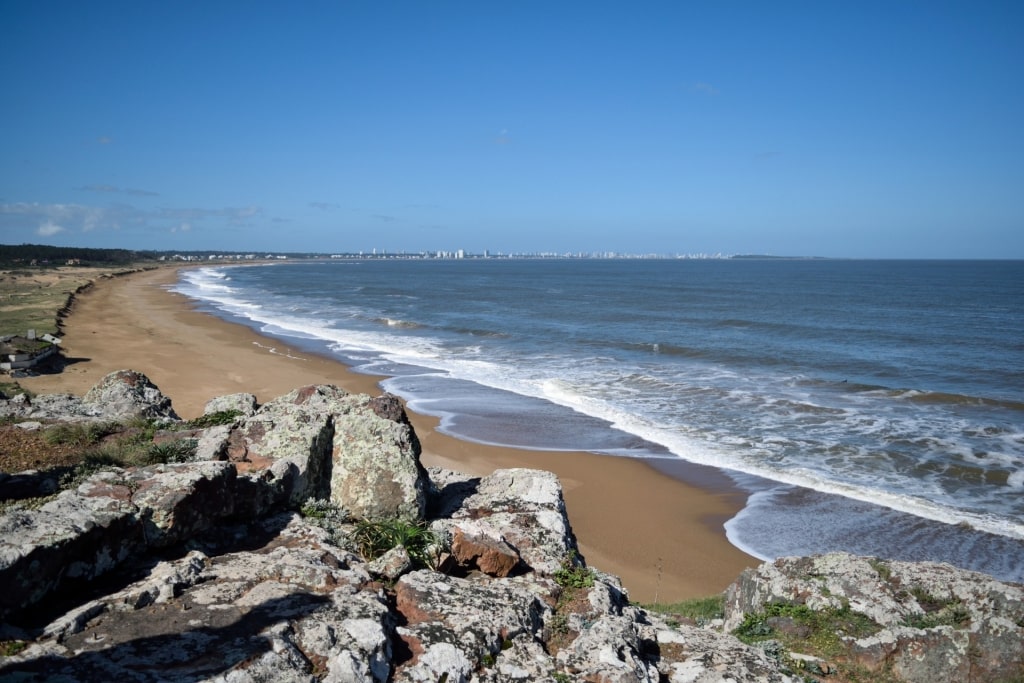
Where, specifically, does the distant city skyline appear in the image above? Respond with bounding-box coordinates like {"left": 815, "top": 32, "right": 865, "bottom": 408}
{"left": 2, "top": 2, "right": 1022, "bottom": 258}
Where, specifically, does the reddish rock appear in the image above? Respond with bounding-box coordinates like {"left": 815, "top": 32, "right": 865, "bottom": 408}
{"left": 450, "top": 527, "right": 521, "bottom": 577}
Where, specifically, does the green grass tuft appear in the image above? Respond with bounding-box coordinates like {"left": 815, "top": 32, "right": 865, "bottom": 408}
{"left": 349, "top": 518, "right": 438, "bottom": 568}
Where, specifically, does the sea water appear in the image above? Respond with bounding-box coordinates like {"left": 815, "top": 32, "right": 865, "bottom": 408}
{"left": 173, "top": 259, "right": 1024, "bottom": 581}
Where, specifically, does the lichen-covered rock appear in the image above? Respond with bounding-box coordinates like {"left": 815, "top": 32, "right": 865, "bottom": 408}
{"left": 204, "top": 392, "right": 259, "bottom": 417}
{"left": 393, "top": 569, "right": 549, "bottom": 680}
{"left": 82, "top": 369, "right": 179, "bottom": 419}
{"left": 0, "top": 482, "right": 142, "bottom": 619}
{"left": 330, "top": 391, "right": 427, "bottom": 522}
{"left": 437, "top": 468, "right": 577, "bottom": 576}
{"left": 645, "top": 615, "right": 803, "bottom": 683}
{"left": 0, "top": 391, "right": 94, "bottom": 421}
{"left": 555, "top": 614, "right": 660, "bottom": 682}
{"left": 723, "top": 552, "right": 1024, "bottom": 683}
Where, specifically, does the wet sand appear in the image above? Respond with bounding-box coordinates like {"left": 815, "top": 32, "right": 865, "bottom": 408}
{"left": 19, "top": 265, "right": 757, "bottom": 602}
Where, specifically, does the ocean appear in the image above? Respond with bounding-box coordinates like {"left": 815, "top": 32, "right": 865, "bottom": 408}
{"left": 173, "top": 258, "right": 1024, "bottom": 582}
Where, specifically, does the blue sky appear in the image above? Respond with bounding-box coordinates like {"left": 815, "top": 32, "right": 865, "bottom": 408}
{"left": 2, "top": 2, "right": 1022, "bottom": 257}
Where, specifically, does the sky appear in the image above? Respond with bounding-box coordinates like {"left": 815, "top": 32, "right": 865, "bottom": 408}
{"left": 2, "top": 2, "right": 1023, "bottom": 258}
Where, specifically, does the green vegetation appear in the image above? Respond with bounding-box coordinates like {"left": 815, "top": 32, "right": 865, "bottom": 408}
{"left": 348, "top": 518, "right": 439, "bottom": 569}
{"left": 731, "top": 600, "right": 885, "bottom": 681}
{"left": 0, "top": 380, "right": 29, "bottom": 400}
{"left": 0, "top": 417, "right": 206, "bottom": 514}
{"left": 0, "top": 640, "right": 27, "bottom": 657}
{"left": 644, "top": 594, "right": 725, "bottom": 626}
{"left": 553, "top": 551, "right": 595, "bottom": 589}
{"left": 43, "top": 421, "right": 122, "bottom": 447}
{"left": 734, "top": 601, "right": 880, "bottom": 656}
{"left": 299, "top": 499, "right": 351, "bottom": 546}
{"left": 185, "top": 409, "right": 243, "bottom": 429}
{"left": 545, "top": 552, "right": 598, "bottom": 656}
{"left": 42, "top": 420, "right": 197, "bottom": 467}
{"left": 0, "top": 244, "right": 157, "bottom": 266}
{"left": 903, "top": 588, "right": 971, "bottom": 629}
{"left": 868, "top": 558, "right": 892, "bottom": 582}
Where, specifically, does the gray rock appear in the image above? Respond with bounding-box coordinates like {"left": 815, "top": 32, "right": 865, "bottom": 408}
{"left": 194, "top": 423, "right": 233, "bottom": 460}
{"left": 368, "top": 545, "right": 414, "bottom": 582}
{"left": 393, "top": 569, "right": 549, "bottom": 680}
{"left": 204, "top": 392, "right": 259, "bottom": 417}
{"left": 82, "top": 369, "right": 179, "bottom": 419}
{"left": 723, "top": 552, "right": 1024, "bottom": 683}
{"left": 329, "top": 391, "right": 427, "bottom": 522}
{"left": 438, "top": 468, "right": 577, "bottom": 576}
{"left": 0, "top": 461, "right": 238, "bottom": 619}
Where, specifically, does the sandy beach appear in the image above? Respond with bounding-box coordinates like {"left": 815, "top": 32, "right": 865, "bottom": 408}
{"left": 19, "top": 265, "right": 757, "bottom": 602}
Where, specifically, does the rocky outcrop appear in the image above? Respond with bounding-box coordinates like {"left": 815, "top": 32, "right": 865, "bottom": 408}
{"left": 724, "top": 552, "right": 1024, "bottom": 683}
{"left": 1, "top": 372, "right": 1021, "bottom": 682}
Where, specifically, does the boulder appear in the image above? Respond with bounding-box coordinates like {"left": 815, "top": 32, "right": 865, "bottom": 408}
{"left": 329, "top": 391, "right": 427, "bottom": 522}
{"left": 224, "top": 385, "right": 340, "bottom": 512}
{"left": 435, "top": 468, "right": 578, "bottom": 576}
{"left": 82, "top": 369, "right": 179, "bottom": 419}
{"left": 203, "top": 392, "right": 259, "bottom": 417}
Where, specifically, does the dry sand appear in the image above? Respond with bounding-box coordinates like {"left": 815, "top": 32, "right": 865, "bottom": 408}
{"left": 20, "top": 265, "right": 757, "bottom": 602}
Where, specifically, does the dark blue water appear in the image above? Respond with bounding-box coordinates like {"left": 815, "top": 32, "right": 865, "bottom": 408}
{"left": 174, "top": 259, "right": 1024, "bottom": 581}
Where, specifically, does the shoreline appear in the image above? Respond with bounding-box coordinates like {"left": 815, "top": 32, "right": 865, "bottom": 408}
{"left": 19, "top": 265, "right": 758, "bottom": 602}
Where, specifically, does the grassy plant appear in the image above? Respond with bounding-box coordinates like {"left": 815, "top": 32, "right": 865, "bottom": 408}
{"left": 141, "top": 439, "right": 198, "bottom": 464}
{"left": 644, "top": 594, "right": 726, "bottom": 625}
{"left": 349, "top": 518, "right": 437, "bottom": 568}
{"left": 299, "top": 499, "right": 351, "bottom": 546}
{"left": 43, "top": 421, "right": 121, "bottom": 447}
{"left": 56, "top": 451, "right": 128, "bottom": 490}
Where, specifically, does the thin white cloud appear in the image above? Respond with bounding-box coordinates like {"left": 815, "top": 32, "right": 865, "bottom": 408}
{"left": 79, "top": 184, "right": 160, "bottom": 197}
{"left": 37, "top": 220, "right": 64, "bottom": 237}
